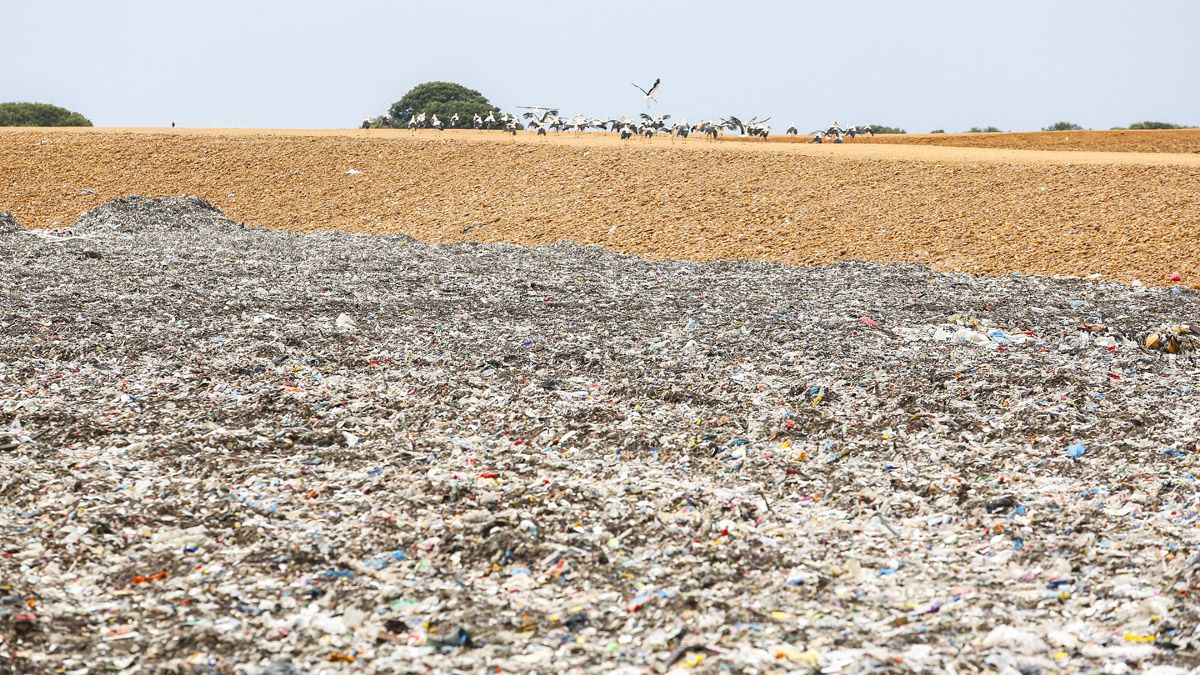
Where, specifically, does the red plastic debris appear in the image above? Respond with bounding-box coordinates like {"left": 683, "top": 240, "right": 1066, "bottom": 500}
{"left": 132, "top": 569, "right": 169, "bottom": 584}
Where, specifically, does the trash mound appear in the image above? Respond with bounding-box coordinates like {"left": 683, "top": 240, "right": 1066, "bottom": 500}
{"left": 71, "top": 195, "right": 247, "bottom": 234}
{"left": 0, "top": 211, "right": 22, "bottom": 234}
{"left": 3, "top": 228, "right": 1200, "bottom": 673}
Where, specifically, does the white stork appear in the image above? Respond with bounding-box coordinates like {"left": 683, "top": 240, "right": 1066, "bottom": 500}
{"left": 632, "top": 77, "right": 661, "bottom": 107}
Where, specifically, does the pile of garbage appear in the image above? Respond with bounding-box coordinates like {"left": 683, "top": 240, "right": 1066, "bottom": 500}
{"left": 1143, "top": 324, "right": 1200, "bottom": 354}
{"left": 0, "top": 211, "right": 22, "bottom": 234}
{"left": 71, "top": 195, "right": 249, "bottom": 234}
{"left": 2, "top": 204, "right": 1199, "bottom": 673}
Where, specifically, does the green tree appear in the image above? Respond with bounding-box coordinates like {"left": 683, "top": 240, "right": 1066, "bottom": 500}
{"left": 1128, "top": 121, "right": 1192, "bottom": 130}
{"left": 1043, "top": 121, "right": 1083, "bottom": 131}
{"left": 0, "top": 102, "right": 92, "bottom": 127}
{"left": 968, "top": 126, "right": 1002, "bottom": 133}
{"left": 929, "top": 129, "right": 945, "bottom": 134}
{"left": 868, "top": 124, "right": 906, "bottom": 134}
{"left": 386, "top": 82, "right": 498, "bottom": 127}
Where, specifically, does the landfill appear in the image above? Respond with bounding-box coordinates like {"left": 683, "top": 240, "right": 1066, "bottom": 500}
{"left": 1, "top": 197, "right": 1199, "bottom": 673}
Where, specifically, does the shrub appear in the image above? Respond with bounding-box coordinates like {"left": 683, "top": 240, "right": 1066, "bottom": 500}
{"left": 386, "top": 82, "right": 498, "bottom": 127}
{"left": 869, "top": 125, "right": 906, "bottom": 134}
{"left": 929, "top": 129, "right": 945, "bottom": 134}
{"left": 0, "top": 102, "right": 92, "bottom": 127}
{"left": 968, "top": 126, "right": 1002, "bottom": 133}
{"left": 1042, "top": 121, "right": 1083, "bottom": 131}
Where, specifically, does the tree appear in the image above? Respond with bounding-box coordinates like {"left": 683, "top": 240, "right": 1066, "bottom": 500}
{"left": 929, "top": 129, "right": 945, "bottom": 134}
{"left": 868, "top": 124, "right": 906, "bottom": 134}
{"left": 386, "top": 82, "right": 498, "bottom": 127}
{"left": 1043, "top": 121, "right": 1083, "bottom": 131}
{"left": 968, "top": 126, "right": 1001, "bottom": 133}
{"left": 0, "top": 102, "right": 92, "bottom": 127}
{"left": 1128, "top": 121, "right": 1192, "bottom": 130}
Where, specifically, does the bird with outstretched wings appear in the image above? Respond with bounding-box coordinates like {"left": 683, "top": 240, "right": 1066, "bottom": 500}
{"left": 632, "top": 78, "right": 661, "bottom": 106}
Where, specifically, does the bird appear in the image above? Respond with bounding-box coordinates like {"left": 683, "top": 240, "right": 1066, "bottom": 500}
{"left": 484, "top": 112, "right": 497, "bottom": 129}
{"left": 473, "top": 113, "right": 484, "bottom": 129}
{"left": 786, "top": 126, "right": 798, "bottom": 136}
{"left": 694, "top": 120, "right": 722, "bottom": 141}
{"left": 639, "top": 113, "right": 671, "bottom": 136}
{"left": 449, "top": 113, "right": 460, "bottom": 128}
{"left": 632, "top": 78, "right": 661, "bottom": 107}
{"left": 522, "top": 109, "right": 560, "bottom": 137}
{"left": 430, "top": 114, "right": 444, "bottom": 131}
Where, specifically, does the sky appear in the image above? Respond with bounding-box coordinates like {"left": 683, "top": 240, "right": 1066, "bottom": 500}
{"left": 2, "top": 0, "right": 1196, "bottom": 132}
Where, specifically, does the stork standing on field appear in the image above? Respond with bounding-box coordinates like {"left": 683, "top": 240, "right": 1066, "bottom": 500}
{"left": 695, "top": 120, "right": 721, "bottom": 141}
{"left": 632, "top": 77, "right": 661, "bottom": 108}
{"left": 449, "top": 113, "right": 460, "bottom": 128}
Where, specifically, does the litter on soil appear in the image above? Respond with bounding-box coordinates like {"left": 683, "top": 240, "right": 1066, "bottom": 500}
{"left": 1, "top": 197, "right": 1199, "bottom": 673}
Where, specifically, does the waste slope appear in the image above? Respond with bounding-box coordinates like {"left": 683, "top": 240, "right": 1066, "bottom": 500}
{"left": 71, "top": 195, "right": 248, "bottom": 234}
{"left": 0, "top": 211, "right": 22, "bottom": 234}
{"left": 2, "top": 223, "right": 1199, "bottom": 672}
{"left": 1, "top": 128, "right": 1198, "bottom": 286}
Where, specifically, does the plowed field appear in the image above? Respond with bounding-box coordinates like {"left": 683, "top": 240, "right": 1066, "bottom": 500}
{"left": 2, "top": 127, "right": 1198, "bottom": 286}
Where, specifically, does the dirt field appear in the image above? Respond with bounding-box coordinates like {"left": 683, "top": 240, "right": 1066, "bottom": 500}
{"left": 854, "top": 128, "right": 1200, "bottom": 154}
{"left": 2, "top": 127, "right": 1199, "bottom": 286}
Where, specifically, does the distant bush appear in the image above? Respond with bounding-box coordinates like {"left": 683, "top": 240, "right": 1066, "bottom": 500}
{"left": 968, "top": 126, "right": 1002, "bottom": 133}
{"left": 1128, "top": 121, "right": 1193, "bottom": 130}
{"left": 0, "top": 102, "right": 92, "bottom": 127}
{"left": 929, "top": 129, "right": 945, "bottom": 134}
{"left": 1043, "top": 121, "right": 1083, "bottom": 131}
{"left": 869, "top": 125, "right": 906, "bottom": 134}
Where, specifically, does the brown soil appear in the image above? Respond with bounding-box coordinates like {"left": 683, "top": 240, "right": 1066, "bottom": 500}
{"left": 852, "top": 128, "right": 1200, "bottom": 154}
{"left": 2, "top": 127, "right": 1199, "bottom": 286}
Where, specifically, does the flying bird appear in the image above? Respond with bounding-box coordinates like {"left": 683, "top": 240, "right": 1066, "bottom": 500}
{"left": 631, "top": 78, "right": 661, "bottom": 107}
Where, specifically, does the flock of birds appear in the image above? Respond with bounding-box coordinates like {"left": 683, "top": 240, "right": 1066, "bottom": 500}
{"left": 368, "top": 78, "right": 879, "bottom": 143}
{"left": 388, "top": 111, "right": 878, "bottom": 143}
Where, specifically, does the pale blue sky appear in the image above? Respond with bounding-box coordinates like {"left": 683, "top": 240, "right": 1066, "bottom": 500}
{"left": 2, "top": 0, "right": 1195, "bottom": 132}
